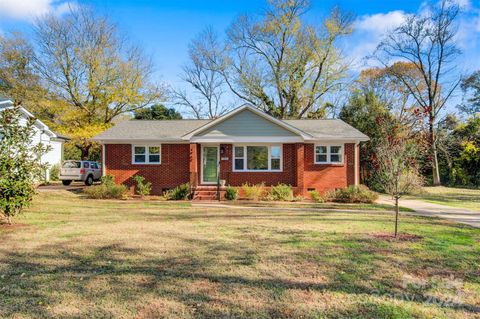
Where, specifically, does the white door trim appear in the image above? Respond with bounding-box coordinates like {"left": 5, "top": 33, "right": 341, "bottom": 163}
{"left": 200, "top": 145, "right": 220, "bottom": 185}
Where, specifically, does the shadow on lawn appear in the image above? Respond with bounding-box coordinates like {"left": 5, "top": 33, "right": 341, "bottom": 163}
{"left": 0, "top": 233, "right": 479, "bottom": 318}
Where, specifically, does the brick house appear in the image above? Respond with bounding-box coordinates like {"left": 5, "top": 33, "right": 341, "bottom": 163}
{"left": 93, "top": 104, "right": 368, "bottom": 199}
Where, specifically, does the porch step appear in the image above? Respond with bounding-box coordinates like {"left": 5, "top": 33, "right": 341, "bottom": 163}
{"left": 192, "top": 186, "right": 226, "bottom": 201}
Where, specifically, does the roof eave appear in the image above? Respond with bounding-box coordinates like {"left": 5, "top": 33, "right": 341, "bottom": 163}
{"left": 304, "top": 136, "right": 370, "bottom": 142}
{"left": 93, "top": 138, "right": 189, "bottom": 144}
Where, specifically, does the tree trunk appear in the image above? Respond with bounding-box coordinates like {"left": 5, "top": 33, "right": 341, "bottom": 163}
{"left": 429, "top": 120, "right": 441, "bottom": 186}
{"left": 80, "top": 147, "right": 89, "bottom": 160}
{"left": 77, "top": 142, "right": 91, "bottom": 160}
{"left": 6, "top": 214, "right": 12, "bottom": 225}
{"left": 394, "top": 197, "right": 399, "bottom": 238}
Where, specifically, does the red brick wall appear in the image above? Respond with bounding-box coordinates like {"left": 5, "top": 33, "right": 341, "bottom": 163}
{"left": 104, "top": 142, "right": 357, "bottom": 196}
{"left": 104, "top": 144, "right": 190, "bottom": 194}
{"left": 303, "top": 143, "right": 356, "bottom": 194}
{"left": 218, "top": 144, "right": 297, "bottom": 186}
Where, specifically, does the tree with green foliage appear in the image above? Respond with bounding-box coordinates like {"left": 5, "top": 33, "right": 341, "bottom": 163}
{"left": 134, "top": 104, "right": 182, "bottom": 120}
{"left": 446, "top": 116, "right": 480, "bottom": 186}
{"left": 339, "top": 90, "right": 394, "bottom": 189}
{"left": 460, "top": 71, "right": 480, "bottom": 116}
{"left": 0, "top": 107, "right": 50, "bottom": 224}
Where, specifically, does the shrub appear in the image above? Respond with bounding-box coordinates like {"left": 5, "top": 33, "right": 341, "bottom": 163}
{"left": 224, "top": 186, "right": 239, "bottom": 200}
{"left": 241, "top": 183, "right": 266, "bottom": 201}
{"left": 101, "top": 175, "right": 115, "bottom": 186}
{"left": 83, "top": 183, "right": 129, "bottom": 199}
{"left": 133, "top": 175, "right": 152, "bottom": 197}
{"left": 309, "top": 189, "right": 337, "bottom": 203}
{"left": 0, "top": 108, "right": 51, "bottom": 224}
{"left": 324, "top": 189, "right": 337, "bottom": 202}
{"left": 49, "top": 164, "right": 60, "bottom": 181}
{"left": 333, "top": 185, "right": 378, "bottom": 203}
{"left": 267, "top": 183, "right": 293, "bottom": 201}
{"left": 164, "top": 183, "right": 191, "bottom": 200}
{"left": 309, "top": 190, "right": 324, "bottom": 203}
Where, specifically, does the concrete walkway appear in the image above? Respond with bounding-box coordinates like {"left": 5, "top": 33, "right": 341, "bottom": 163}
{"left": 377, "top": 195, "right": 480, "bottom": 228}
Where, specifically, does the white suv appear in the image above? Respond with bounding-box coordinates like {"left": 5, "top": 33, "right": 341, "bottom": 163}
{"left": 60, "top": 160, "right": 102, "bottom": 186}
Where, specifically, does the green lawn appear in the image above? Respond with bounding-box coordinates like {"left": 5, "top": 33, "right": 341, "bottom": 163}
{"left": 408, "top": 186, "right": 480, "bottom": 211}
{"left": 0, "top": 190, "right": 479, "bottom": 319}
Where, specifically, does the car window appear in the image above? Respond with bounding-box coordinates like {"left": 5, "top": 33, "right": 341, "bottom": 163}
{"left": 83, "top": 162, "right": 90, "bottom": 168}
{"left": 62, "top": 161, "right": 81, "bottom": 168}
{"left": 91, "top": 163, "right": 98, "bottom": 169}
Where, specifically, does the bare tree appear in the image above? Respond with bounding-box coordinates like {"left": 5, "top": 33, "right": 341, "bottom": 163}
{"left": 199, "top": 0, "right": 352, "bottom": 119}
{"left": 460, "top": 71, "right": 480, "bottom": 116}
{"left": 357, "top": 65, "right": 423, "bottom": 131}
{"left": 376, "top": 122, "right": 423, "bottom": 237}
{"left": 172, "top": 27, "right": 230, "bottom": 119}
{"left": 375, "top": 0, "right": 461, "bottom": 186}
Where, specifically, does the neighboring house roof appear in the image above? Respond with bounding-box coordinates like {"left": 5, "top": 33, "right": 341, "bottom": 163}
{"left": 52, "top": 132, "right": 70, "bottom": 141}
{"left": 0, "top": 99, "right": 68, "bottom": 140}
{"left": 93, "top": 104, "right": 369, "bottom": 143}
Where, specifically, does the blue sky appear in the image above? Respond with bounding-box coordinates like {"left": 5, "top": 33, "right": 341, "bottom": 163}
{"left": 0, "top": 0, "right": 479, "bottom": 108}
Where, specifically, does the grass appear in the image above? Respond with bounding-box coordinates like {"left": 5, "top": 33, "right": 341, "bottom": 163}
{"left": 408, "top": 186, "right": 480, "bottom": 211}
{"left": 0, "top": 190, "right": 479, "bottom": 318}
{"left": 222, "top": 201, "right": 415, "bottom": 212}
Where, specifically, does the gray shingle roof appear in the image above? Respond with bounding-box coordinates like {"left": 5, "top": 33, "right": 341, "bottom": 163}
{"left": 93, "top": 118, "right": 368, "bottom": 141}
{"left": 284, "top": 119, "right": 368, "bottom": 140}
{"left": 94, "top": 119, "right": 210, "bottom": 141}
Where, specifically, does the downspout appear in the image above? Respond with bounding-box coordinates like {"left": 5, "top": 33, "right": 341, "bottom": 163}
{"left": 354, "top": 142, "right": 359, "bottom": 186}
{"left": 217, "top": 158, "right": 220, "bottom": 201}
{"left": 102, "top": 144, "right": 106, "bottom": 177}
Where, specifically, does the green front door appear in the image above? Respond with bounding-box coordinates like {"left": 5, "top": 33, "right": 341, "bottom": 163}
{"left": 202, "top": 146, "right": 218, "bottom": 184}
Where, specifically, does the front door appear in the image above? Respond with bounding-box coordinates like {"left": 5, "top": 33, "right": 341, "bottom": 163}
{"left": 202, "top": 146, "right": 219, "bottom": 184}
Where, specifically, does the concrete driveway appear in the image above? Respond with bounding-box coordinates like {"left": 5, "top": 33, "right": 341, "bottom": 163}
{"left": 378, "top": 195, "right": 480, "bottom": 228}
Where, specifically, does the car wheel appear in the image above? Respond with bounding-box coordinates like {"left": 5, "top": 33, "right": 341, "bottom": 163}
{"left": 62, "top": 180, "right": 72, "bottom": 186}
{"left": 85, "top": 175, "right": 94, "bottom": 186}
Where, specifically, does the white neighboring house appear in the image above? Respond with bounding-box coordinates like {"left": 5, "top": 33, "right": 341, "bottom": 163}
{"left": 0, "top": 98, "right": 68, "bottom": 181}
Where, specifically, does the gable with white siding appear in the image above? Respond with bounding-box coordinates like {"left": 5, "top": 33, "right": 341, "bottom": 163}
{"left": 197, "top": 108, "right": 298, "bottom": 138}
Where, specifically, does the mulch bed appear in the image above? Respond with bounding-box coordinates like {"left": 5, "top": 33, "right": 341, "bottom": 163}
{"left": 371, "top": 232, "right": 423, "bottom": 242}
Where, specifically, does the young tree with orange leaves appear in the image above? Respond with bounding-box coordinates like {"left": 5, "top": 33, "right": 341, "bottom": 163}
{"left": 375, "top": 120, "right": 423, "bottom": 237}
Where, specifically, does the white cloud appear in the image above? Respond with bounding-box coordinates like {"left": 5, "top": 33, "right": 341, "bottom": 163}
{"left": 347, "top": 0, "right": 480, "bottom": 72}
{"left": 0, "top": 0, "right": 76, "bottom": 21}
{"left": 355, "top": 11, "right": 408, "bottom": 36}
{"left": 345, "top": 11, "right": 408, "bottom": 70}
{"left": 452, "top": 0, "right": 471, "bottom": 9}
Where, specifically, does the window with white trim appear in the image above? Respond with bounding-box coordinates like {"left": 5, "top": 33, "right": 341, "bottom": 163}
{"left": 133, "top": 145, "right": 161, "bottom": 164}
{"left": 233, "top": 145, "right": 282, "bottom": 171}
{"left": 315, "top": 145, "right": 343, "bottom": 164}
